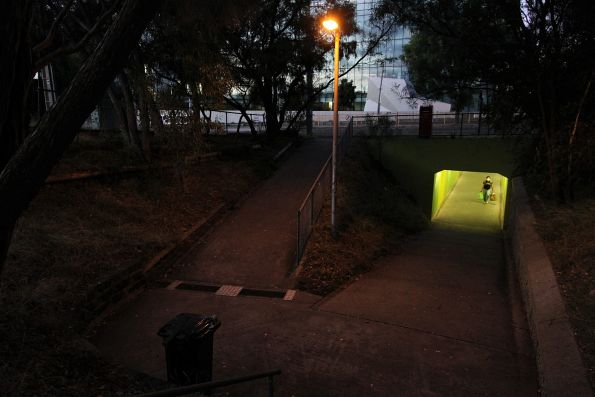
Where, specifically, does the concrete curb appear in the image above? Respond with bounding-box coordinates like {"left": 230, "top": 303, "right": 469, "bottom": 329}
{"left": 143, "top": 203, "right": 227, "bottom": 274}
{"left": 273, "top": 142, "right": 294, "bottom": 161}
{"left": 507, "top": 178, "right": 593, "bottom": 397}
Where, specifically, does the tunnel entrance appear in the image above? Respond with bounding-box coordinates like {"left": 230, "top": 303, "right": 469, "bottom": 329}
{"left": 431, "top": 170, "right": 509, "bottom": 230}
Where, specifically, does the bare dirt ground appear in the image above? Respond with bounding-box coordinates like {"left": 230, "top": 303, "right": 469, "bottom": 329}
{"left": 0, "top": 131, "right": 286, "bottom": 396}
{"left": 532, "top": 196, "right": 595, "bottom": 389}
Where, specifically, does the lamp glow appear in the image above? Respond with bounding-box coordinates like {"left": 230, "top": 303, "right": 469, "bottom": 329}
{"left": 322, "top": 19, "right": 339, "bottom": 31}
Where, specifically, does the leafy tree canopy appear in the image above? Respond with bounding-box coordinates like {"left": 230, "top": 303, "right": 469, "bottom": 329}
{"left": 377, "top": 0, "right": 595, "bottom": 200}
{"left": 145, "top": 0, "right": 360, "bottom": 136}
{"left": 339, "top": 78, "right": 357, "bottom": 110}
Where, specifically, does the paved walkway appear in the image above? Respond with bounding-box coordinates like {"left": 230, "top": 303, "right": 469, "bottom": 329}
{"left": 162, "top": 138, "right": 331, "bottom": 289}
{"left": 91, "top": 149, "right": 537, "bottom": 396}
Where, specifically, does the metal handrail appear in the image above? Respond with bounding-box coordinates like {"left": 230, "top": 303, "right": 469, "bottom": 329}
{"left": 298, "top": 155, "right": 331, "bottom": 213}
{"left": 296, "top": 117, "right": 354, "bottom": 264}
{"left": 133, "top": 369, "right": 282, "bottom": 397}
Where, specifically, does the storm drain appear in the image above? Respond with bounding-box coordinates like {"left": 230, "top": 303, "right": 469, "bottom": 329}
{"left": 160, "top": 280, "right": 296, "bottom": 301}
{"left": 216, "top": 285, "right": 243, "bottom": 297}
{"left": 239, "top": 288, "right": 286, "bottom": 299}
{"left": 177, "top": 283, "right": 219, "bottom": 293}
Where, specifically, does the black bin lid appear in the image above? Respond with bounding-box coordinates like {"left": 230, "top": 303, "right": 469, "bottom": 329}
{"left": 158, "top": 313, "right": 221, "bottom": 343}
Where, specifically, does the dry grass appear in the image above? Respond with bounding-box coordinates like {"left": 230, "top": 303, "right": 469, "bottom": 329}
{"left": 297, "top": 208, "right": 396, "bottom": 296}
{"left": 532, "top": 197, "right": 595, "bottom": 388}
{"left": 297, "top": 141, "right": 428, "bottom": 296}
{"left": 0, "top": 133, "right": 276, "bottom": 395}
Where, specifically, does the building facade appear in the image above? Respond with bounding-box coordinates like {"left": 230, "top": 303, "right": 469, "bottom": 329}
{"left": 316, "top": 0, "right": 411, "bottom": 110}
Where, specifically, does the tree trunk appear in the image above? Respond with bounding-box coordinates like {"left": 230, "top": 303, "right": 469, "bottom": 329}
{"left": 128, "top": 62, "right": 154, "bottom": 162}
{"left": 0, "top": 1, "right": 33, "bottom": 270}
{"left": 262, "top": 79, "right": 280, "bottom": 137}
{"left": 263, "top": 86, "right": 279, "bottom": 137}
{"left": 189, "top": 83, "right": 204, "bottom": 132}
{"left": 236, "top": 114, "right": 244, "bottom": 134}
{"left": 107, "top": 86, "right": 131, "bottom": 144}
{"left": 148, "top": 94, "right": 163, "bottom": 135}
{"left": 137, "top": 84, "right": 152, "bottom": 162}
{"left": 200, "top": 108, "right": 213, "bottom": 135}
{"left": 0, "top": 221, "right": 15, "bottom": 275}
{"left": 265, "top": 109, "right": 279, "bottom": 138}
{"left": 535, "top": 81, "right": 561, "bottom": 200}
{"left": 239, "top": 108, "right": 257, "bottom": 136}
{"left": 0, "top": 0, "right": 161, "bottom": 274}
{"left": 120, "top": 71, "right": 143, "bottom": 153}
{"left": 223, "top": 96, "right": 258, "bottom": 136}
{"left": 565, "top": 71, "right": 593, "bottom": 200}
{"left": 0, "top": 1, "right": 33, "bottom": 172}
{"left": 200, "top": 108, "right": 212, "bottom": 135}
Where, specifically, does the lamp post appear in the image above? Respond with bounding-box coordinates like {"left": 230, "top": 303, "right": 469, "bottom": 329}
{"left": 376, "top": 60, "right": 385, "bottom": 114}
{"left": 323, "top": 18, "right": 340, "bottom": 237}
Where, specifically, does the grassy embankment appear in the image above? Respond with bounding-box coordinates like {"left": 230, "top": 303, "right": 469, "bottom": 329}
{"left": 0, "top": 131, "right": 286, "bottom": 396}
{"left": 531, "top": 197, "right": 595, "bottom": 388}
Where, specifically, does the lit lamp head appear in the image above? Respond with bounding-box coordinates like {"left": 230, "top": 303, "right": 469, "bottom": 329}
{"left": 322, "top": 18, "right": 339, "bottom": 31}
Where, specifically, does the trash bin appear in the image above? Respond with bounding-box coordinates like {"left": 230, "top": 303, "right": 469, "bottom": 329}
{"left": 158, "top": 313, "right": 221, "bottom": 385}
{"left": 419, "top": 105, "right": 433, "bottom": 138}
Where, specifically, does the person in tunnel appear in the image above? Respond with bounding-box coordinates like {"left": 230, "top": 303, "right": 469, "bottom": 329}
{"left": 481, "top": 176, "right": 493, "bottom": 204}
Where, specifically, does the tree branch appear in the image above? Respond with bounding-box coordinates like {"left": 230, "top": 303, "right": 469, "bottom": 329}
{"left": 0, "top": 0, "right": 161, "bottom": 240}
{"left": 32, "top": 0, "right": 76, "bottom": 55}
{"left": 33, "top": 0, "right": 122, "bottom": 73}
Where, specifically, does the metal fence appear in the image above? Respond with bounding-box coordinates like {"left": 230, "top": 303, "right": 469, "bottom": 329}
{"left": 312, "top": 112, "right": 515, "bottom": 137}
{"left": 296, "top": 117, "right": 354, "bottom": 264}
{"left": 209, "top": 110, "right": 266, "bottom": 134}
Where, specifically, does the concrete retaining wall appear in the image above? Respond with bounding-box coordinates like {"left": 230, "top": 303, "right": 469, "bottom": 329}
{"left": 507, "top": 177, "right": 593, "bottom": 397}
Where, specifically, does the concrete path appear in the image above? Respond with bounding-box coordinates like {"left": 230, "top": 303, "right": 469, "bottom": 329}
{"left": 318, "top": 227, "right": 536, "bottom": 395}
{"left": 92, "top": 275, "right": 534, "bottom": 396}
{"left": 163, "top": 138, "right": 331, "bottom": 289}
{"left": 91, "top": 146, "right": 537, "bottom": 396}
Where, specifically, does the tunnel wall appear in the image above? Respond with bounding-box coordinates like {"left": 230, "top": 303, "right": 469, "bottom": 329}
{"left": 377, "top": 137, "right": 517, "bottom": 217}
{"left": 499, "top": 176, "right": 509, "bottom": 228}
{"left": 431, "top": 170, "right": 462, "bottom": 219}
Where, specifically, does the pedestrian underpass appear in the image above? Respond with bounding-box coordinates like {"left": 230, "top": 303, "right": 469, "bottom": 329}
{"left": 376, "top": 137, "right": 516, "bottom": 228}
{"left": 432, "top": 170, "right": 509, "bottom": 230}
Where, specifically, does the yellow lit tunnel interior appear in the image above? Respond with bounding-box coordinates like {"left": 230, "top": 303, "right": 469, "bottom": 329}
{"left": 432, "top": 170, "right": 508, "bottom": 231}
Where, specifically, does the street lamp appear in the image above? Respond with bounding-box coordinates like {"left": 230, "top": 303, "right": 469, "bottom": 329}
{"left": 376, "top": 60, "right": 385, "bottom": 114}
{"left": 323, "top": 17, "right": 340, "bottom": 237}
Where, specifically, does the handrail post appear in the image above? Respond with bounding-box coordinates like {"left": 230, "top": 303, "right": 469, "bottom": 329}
{"left": 296, "top": 210, "right": 301, "bottom": 264}
{"left": 310, "top": 189, "right": 315, "bottom": 225}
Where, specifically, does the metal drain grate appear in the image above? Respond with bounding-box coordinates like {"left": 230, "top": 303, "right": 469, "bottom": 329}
{"left": 216, "top": 285, "right": 243, "bottom": 297}
{"left": 157, "top": 280, "right": 296, "bottom": 301}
